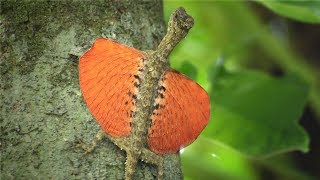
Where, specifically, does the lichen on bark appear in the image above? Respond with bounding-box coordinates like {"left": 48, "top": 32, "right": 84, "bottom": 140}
{"left": 0, "top": 1, "right": 182, "bottom": 179}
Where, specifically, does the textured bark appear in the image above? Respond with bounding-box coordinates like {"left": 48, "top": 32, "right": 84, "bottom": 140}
{"left": 0, "top": 1, "right": 183, "bottom": 179}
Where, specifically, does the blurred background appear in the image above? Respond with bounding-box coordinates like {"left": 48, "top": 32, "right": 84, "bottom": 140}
{"left": 163, "top": 1, "right": 320, "bottom": 180}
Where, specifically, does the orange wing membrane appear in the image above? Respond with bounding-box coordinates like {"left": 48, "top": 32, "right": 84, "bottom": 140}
{"left": 79, "top": 38, "right": 144, "bottom": 137}
{"left": 148, "top": 69, "right": 210, "bottom": 154}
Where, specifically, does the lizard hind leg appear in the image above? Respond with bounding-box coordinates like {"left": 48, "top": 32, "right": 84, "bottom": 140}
{"left": 125, "top": 151, "right": 139, "bottom": 180}
{"left": 141, "top": 148, "right": 164, "bottom": 180}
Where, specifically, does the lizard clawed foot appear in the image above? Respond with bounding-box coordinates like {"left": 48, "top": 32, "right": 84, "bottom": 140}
{"left": 76, "top": 140, "right": 96, "bottom": 154}
{"left": 76, "top": 129, "right": 105, "bottom": 154}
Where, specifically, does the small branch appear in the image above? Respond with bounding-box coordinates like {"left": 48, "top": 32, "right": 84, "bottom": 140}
{"left": 156, "top": 7, "right": 194, "bottom": 60}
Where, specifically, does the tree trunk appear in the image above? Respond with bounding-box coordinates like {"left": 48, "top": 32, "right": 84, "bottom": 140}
{"left": 0, "top": 1, "right": 182, "bottom": 179}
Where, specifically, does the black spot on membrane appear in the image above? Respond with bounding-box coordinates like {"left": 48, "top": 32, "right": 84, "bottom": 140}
{"left": 150, "top": 121, "right": 155, "bottom": 126}
{"left": 134, "top": 75, "right": 140, "bottom": 80}
{"left": 159, "top": 86, "right": 166, "bottom": 92}
{"left": 132, "top": 94, "right": 137, "bottom": 99}
{"left": 138, "top": 68, "right": 143, "bottom": 72}
{"left": 134, "top": 82, "right": 140, "bottom": 88}
{"left": 125, "top": 101, "right": 128, "bottom": 105}
{"left": 159, "top": 93, "right": 164, "bottom": 99}
{"left": 130, "top": 110, "right": 134, "bottom": 118}
{"left": 154, "top": 104, "right": 160, "bottom": 109}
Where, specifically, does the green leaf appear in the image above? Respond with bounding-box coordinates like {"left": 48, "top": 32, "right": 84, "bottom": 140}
{"left": 204, "top": 67, "right": 309, "bottom": 157}
{"left": 256, "top": 0, "right": 320, "bottom": 23}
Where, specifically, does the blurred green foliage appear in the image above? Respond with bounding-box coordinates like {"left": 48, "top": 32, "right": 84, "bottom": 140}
{"left": 256, "top": 0, "right": 320, "bottom": 23}
{"left": 164, "top": 0, "right": 320, "bottom": 179}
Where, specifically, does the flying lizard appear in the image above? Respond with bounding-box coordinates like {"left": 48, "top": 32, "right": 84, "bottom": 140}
{"left": 78, "top": 7, "right": 210, "bottom": 180}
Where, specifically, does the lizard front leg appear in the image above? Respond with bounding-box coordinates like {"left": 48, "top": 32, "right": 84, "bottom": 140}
{"left": 76, "top": 129, "right": 105, "bottom": 153}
